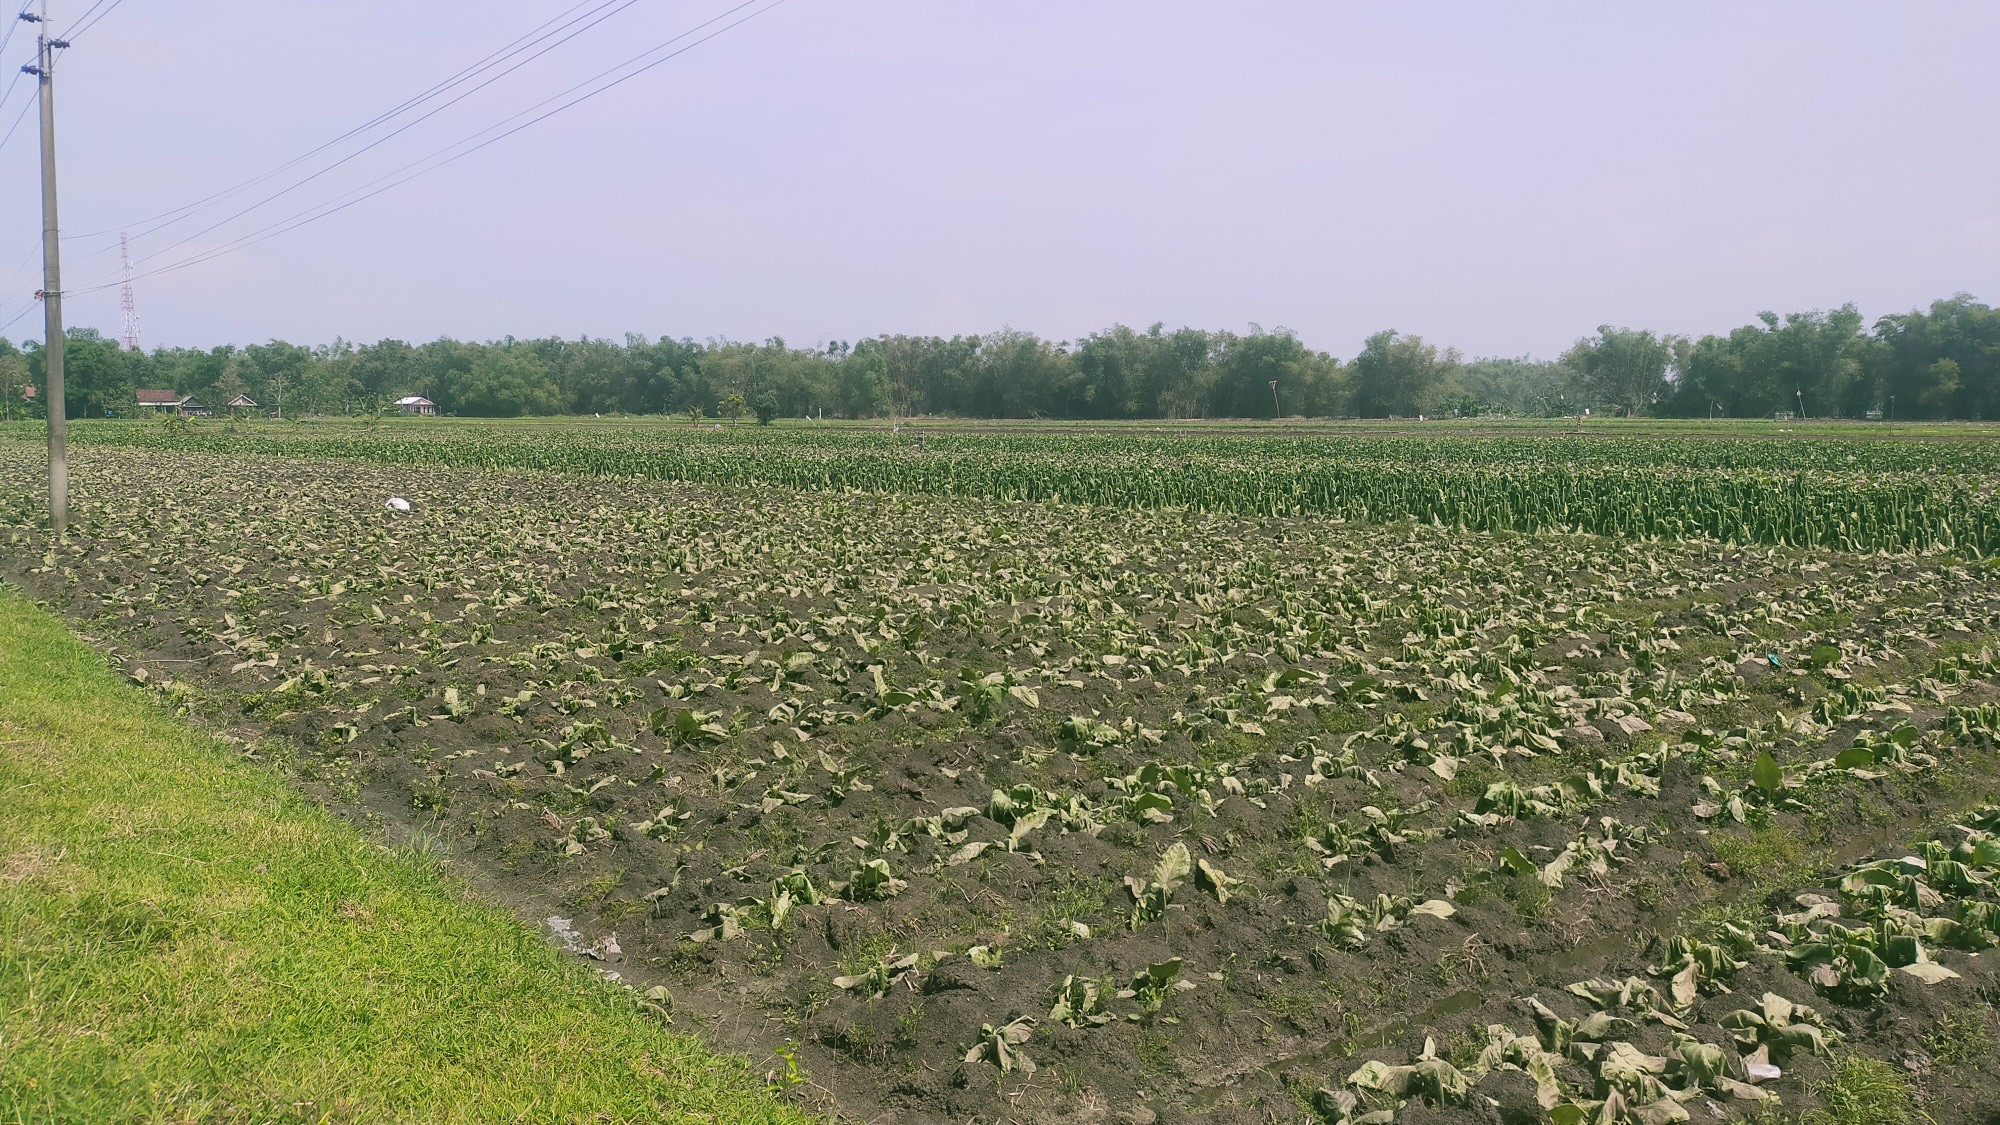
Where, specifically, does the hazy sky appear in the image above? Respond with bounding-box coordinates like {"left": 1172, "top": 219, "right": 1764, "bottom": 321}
{"left": 2, "top": 1, "right": 1993, "bottom": 358}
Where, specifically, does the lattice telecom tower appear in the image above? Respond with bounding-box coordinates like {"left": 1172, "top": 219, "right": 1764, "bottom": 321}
{"left": 118, "top": 234, "right": 140, "bottom": 352}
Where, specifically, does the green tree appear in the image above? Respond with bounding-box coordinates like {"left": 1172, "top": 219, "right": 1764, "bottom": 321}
{"left": 14, "top": 297, "right": 1998, "bottom": 421}
{"left": 1666, "top": 306, "right": 1869, "bottom": 418}
{"left": 0, "top": 348, "right": 26, "bottom": 421}
{"left": 443, "top": 346, "right": 562, "bottom": 417}
{"left": 1758, "top": 306, "right": 1866, "bottom": 418}
{"left": 1458, "top": 357, "right": 1576, "bottom": 416}
{"left": 1871, "top": 295, "right": 2000, "bottom": 419}
{"left": 1913, "top": 359, "right": 1962, "bottom": 417}
{"left": 1075, "top": 325, "right": 1148, "bottom": 418}
{"left": 27, "top": 329, "right": 127, "bottom": 418}
{"left": 213, "top": 359, "right": 250, "bottom": 413}
{"left": 1149, "top": 327, "right": 1219, "bottom": 420}
{"left": 1209, "top": 329, "right": 1343, "bottom": 418}
{"left": 1350, "top": 330, "right": 1457, "bottom": 418}
{"left": 967, "top": 330, "right": 1077, "bottom": 417}
{"left": 243, "top": 340, "right": 315, "bottom": 414}
{"left": 1562, "top": 326, "right": 1673, "bottom": 416}
{"left": 835, "top": 349, "right": 888, "bottom": 418}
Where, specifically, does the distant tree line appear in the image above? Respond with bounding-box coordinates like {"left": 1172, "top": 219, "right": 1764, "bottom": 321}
{"left": 0, "top": 293, "right": 1993, "bottom": 421}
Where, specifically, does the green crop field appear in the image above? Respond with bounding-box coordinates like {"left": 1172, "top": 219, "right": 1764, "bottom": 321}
{"left": 45, "top": 416, "right": 2000, "bottom": 551}
{"left": 5, "top": 417, "right": 2000, "bottom": 1123}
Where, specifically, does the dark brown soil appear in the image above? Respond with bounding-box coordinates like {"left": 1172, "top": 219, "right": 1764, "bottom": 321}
{"left": 6, "top": 442, "right": 2000, "bottom": 1124}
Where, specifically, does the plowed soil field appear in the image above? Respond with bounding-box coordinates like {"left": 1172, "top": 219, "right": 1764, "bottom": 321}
{"left": 6, "top": 433, "right": 2000, "bottom": 1124}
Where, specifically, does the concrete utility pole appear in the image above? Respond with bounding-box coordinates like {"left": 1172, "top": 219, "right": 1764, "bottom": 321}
{"left": 25, "top": 0, "right": 68, "bottom": 537}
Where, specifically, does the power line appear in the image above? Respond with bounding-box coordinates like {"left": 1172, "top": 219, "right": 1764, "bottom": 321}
{"left": 57, "top": 0, "right": 110, "bottom": 39}
{"left": 71, "top": 0, "right": 783, "bottom": 296}
{"left": 0, "top": 1, "right": 31, "bottom": 130}
{"left": 0, "top": 70, "right": 23, "bottom": 119}
{"left": 0, "top": 6, "right": 27, "bottom": 71}
{"left": 168, "top": 2, "right": 787, "bottom": 286}
{"left": 0, "top": 296, "right": 38, "bottom": 338}
{"left": 63, "top": 0, "right": 632, "bottom": 245}
{"left": 64, "top": 0, "right": 610, "bottom": 244}
{"left": 0, "top": 241, "right": 38, "bottom": 291}
{"left": 60, "top": 0, "right": 122, "bottom": 41}
{"left": 0, "top": 10, "right": 32, "bottom": 318}
{"left": 0, "top": 85, "right": 33, "bottom": 155}
{"left": 116, "top": 0, "right": 648, "bottom": 255}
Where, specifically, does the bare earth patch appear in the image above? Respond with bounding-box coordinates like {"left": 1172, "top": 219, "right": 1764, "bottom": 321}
{"left": 0, "top": 720, "right": 62, "bottom": 772}
{"left": 0, "top": 846, "right": 59, "bottom": 885}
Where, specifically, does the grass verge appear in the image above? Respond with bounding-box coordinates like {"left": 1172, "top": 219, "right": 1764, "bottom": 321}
{"left": 0, "top": 587, "right": 808, "bottom": 1124}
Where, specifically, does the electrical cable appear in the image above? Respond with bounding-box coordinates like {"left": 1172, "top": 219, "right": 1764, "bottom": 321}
{"left": 0, "top": 3, "right": 32, "bottom": 128}
{"left": 65, "top": 0, "right": 611, "bottom": 244}
{"left": 0, "top": 242, "right": 39, "bottom": 292}
{"left": 61, "top": 0, "right": 123, "bottom": 41}
{"left": 62, "top": 0, "right": 630, "bottom": 243}
{"left": 0, "top": 6, "right": 27, "bottom": 70}
{"left": 0, "top": 85, "right": 34, "bottom": 155}
{"left": 0, "top": 71, "right": 26, "bottom": 136}
{"left": 60, "top": 0, "right": 124, "bottom": 41}
{"left": 72, "top": 0, "right": 775, "bottom": 293}
{"left": 57, "top": 0, "right": 113, "bottom": 40}
{"left": 0, "top": 11, "right": 34, "bottom": 316}
{"left": 0, "top": 295, "right": 42, "bottom": 336}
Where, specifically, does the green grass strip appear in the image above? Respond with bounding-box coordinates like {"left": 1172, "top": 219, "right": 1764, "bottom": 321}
{"left": 0, "top": 587, "right": 808, "bottom": 1124}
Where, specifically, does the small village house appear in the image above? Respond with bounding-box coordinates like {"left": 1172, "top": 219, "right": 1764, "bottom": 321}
{"left": 224, "top": 394, "right": 258, "bottom": 414}
{"left": 135, "top": 389, "right": 210, "bottom": 417}
{"left": 395, "top": 395, "right": 437, "bottom": 416}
